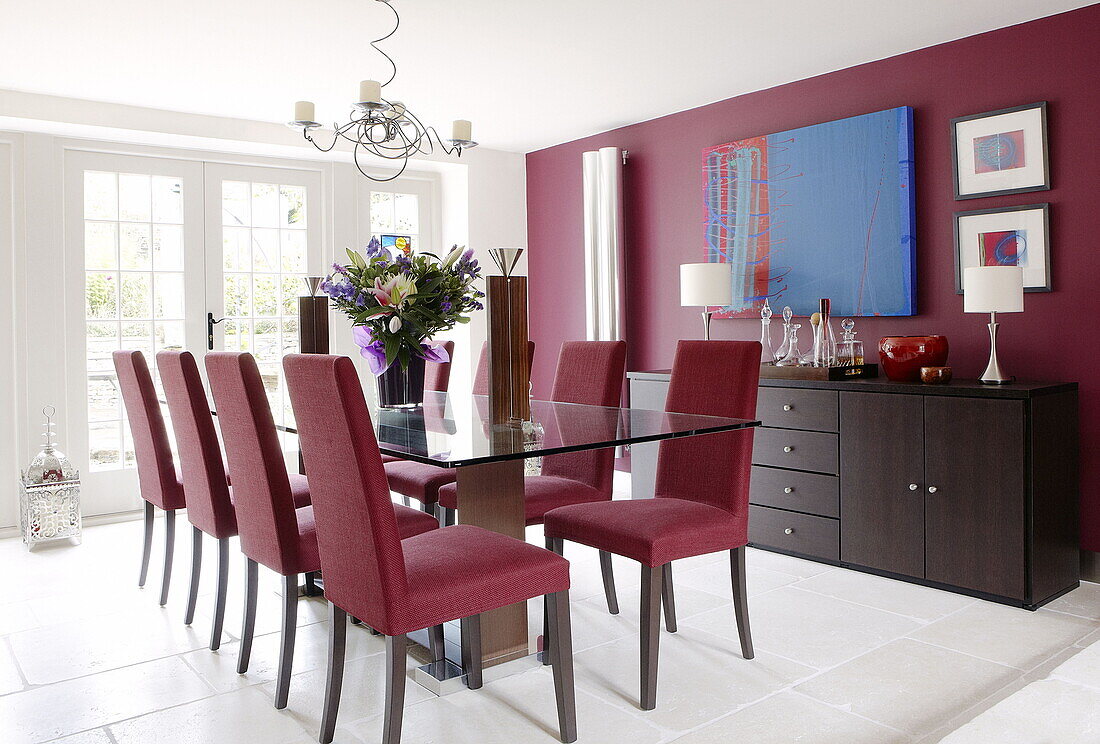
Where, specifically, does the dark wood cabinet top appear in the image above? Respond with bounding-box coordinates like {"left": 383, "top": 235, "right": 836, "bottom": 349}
{"left": 627, "top": 369, "right": 1076, "bottom": 399}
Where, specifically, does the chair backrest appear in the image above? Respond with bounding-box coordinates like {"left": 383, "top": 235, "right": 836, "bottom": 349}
{"left": 472, "top": 340, "right": 535, "bottom": 396}
{"left": 205, "top": 352, "right": 301, "bottom": 574}
{"left": 283, "top": 353, "right": 409, "bottom": 633}
{"left": 539, "top": 341, "right": 627, "bottom": 497}
{"left": 654, "top": 341, "right": 760, "bottom": 519}
{"left": 157, "top": 350, "right": 235, "bottom": 539}
{"left": 112, "top": 350, "right": 182, "bottom": 511}
{"left": 424, "top": 340, "right": 456, "bottom": 393}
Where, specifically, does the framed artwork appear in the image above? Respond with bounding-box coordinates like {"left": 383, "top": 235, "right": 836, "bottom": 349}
{"left": 954, "top": 203, "right": 1050, "bottom": 293}
{"left": 702, "top": 106, "right": 916, "bottom": 318}
{"left": 381, "top": 234, "right": 412, "bottom": 254}
{"left": 951, "top": 102, "right": 1049, "bottom": 200}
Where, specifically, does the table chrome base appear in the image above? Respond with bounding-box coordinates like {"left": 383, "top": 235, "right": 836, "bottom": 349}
{"left": 413, "top": 653, "right": 542, "bottom": 696}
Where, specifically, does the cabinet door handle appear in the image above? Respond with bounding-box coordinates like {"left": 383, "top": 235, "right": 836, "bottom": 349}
{"left": 784, "top": 528, "right": 795, "bottom": 535}
{"left": 784, "top": 487, "right": 794, "bottom": 494}
{"left": 783, "top": 404, "right": 793, "bottom": 411}
{"left": 928, "top": 486, "right": 938, "bottom": 494}
{"left": 783, "top": 446, "right": 794, "bottom": 453}
{"left": 909, "top": 483, "right": 918, "bottom": 491}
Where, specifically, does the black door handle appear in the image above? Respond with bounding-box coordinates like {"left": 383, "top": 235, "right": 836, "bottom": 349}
{"left": 207, "top": 312, "right": 225, "bottom": 350}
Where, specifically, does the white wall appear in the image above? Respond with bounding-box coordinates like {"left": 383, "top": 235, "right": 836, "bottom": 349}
{"left": 0, "top": 93, "right": 527, "bottom": 531}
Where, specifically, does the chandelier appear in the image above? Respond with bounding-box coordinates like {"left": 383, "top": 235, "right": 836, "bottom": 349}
{"left": 288, "top": 0, "right": 477, "bottom": 182}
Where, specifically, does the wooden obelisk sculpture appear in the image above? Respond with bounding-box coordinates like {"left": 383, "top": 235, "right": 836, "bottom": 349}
{"left": 298, "top": 277, "right": 329, "bottom": 355}
{"left": 486, "top": 247, "right": 530, "bottom": 425}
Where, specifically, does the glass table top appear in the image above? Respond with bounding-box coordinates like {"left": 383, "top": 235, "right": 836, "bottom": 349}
{"left": 283, "top": 392, "right": 760, "bottom": 469}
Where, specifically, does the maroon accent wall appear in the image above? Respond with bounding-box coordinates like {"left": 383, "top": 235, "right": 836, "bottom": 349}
{"left": 526, "top": 5, "right": 1100, "bottom": 550}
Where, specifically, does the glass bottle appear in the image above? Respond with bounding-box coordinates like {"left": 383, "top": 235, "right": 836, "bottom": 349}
{"left": 801, "top": 313, "right": 820, "bottom": 365}
{"left": 759, "top": 298, "right": 775, "bottom": 364}
{"left": 812, "top": 298, "right": 837, "bottom": 367}
{"left": 774, "top": 305, "right": 793, "bottom": 363}
{"left": 837, "top": 318, "right": 865, "bottom": 366}
{"left": 776, "top": 323, "right": 803, "bottom": 366}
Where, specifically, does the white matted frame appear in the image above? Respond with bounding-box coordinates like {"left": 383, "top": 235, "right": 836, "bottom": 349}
{"left": 954, "top": 203, "right": 1051, "bottom": 294}
{"left": 952, "top": 102, "right": 1049, "bottom": 200}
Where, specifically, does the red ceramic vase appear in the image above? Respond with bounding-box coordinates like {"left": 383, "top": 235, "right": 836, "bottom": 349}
{"left": 878, "top": 336, "right": 950, "bottom": 382}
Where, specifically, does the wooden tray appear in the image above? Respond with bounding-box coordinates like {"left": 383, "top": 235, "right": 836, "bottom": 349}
{"left": 760, "top": 364, "right": 878, "bottom": 381}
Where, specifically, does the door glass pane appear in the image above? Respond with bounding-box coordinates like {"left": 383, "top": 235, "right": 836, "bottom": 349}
{"left": 370, "top": 190, "right": 420, "bottom": 258}
{"left": 84, "top": 169, "right": 186, "bottom": 471}
{"left": 220, "top": 178, "right": 308, "bottom": 436}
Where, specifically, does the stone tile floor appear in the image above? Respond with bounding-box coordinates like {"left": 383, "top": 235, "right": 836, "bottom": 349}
{"left": 2, "top": 473, "right": 1097, "bottom": 743}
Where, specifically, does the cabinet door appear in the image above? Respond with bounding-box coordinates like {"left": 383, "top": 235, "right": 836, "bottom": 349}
{"left": 840, "top": 393, "right": 925, "bottom": 576}
{"left": 925, "top": 397, "right": 1026, "bottom": 599}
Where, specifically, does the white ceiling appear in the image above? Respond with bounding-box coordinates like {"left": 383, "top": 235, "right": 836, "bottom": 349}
{"left": 1, "top": 0, "right": 1092, "bottom": 153}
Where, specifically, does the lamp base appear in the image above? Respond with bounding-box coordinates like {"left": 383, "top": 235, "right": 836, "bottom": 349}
{"left": 978, "top": 314, "right": 1013, "bottom": 385}
{"left": 701, "top": 310, "right": 714, "bottom": 341}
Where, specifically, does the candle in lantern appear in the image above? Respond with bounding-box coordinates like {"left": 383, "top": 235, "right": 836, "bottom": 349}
{"left": 294, "top": 101, "right": 315, "bottom": 123}
{"left": 387, "top": 101, "right": 407, "bottom": 119}
{"left": 359, "top": 80, "right": 382, "bottom": 104}
{"left": 452, "top": 119, "right": 473, "bottom": 142}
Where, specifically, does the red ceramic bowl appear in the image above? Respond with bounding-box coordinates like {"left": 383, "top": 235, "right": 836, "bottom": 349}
{"left": 878, "top": 336, "right": 950, "bottom": 382}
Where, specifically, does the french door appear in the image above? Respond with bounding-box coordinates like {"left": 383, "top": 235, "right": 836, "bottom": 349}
{"left": 66, "top": 153, "right": 323, "bottom": 515}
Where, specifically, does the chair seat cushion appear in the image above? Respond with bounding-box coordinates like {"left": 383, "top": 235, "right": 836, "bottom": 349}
{"left": 384, "top": 460, "right": 456, "bottom": 505}
{"left": 380, "top": 454, "right": 400, "bottom": 464}
{"left": 397, "top": 525, "right": 569, "bottom": 633}
{"left": 543, "top": 497, "right": 747, "bottom": 567}
{"left": 394, "top": 503, "right": 441, "bottom": 539}
{"left": 437, "top": 476, "right": 606, "bottom": 526}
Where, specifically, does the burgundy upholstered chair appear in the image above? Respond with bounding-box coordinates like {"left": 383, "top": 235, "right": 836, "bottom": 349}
{"left": 113, "top": 350, "right": 186, "bottom": 607}
{"left": 157, "top": 350, "right": 312, "bottom": 649}
{"left": 384, "top": 340, "right": 534, "bottom": 520}
{"left": 543, "top": 340, "right": 760, "bottom": 710}
{"left": 206, "top": 352, "right": 437, "bottom": 710}
{"left": 380, "top": 340, "right": 454, "bottom": 467}
{"left": 438, "top": 341, "right": 626, "bottom": 613}
{"left": 284, "top": 353, "right": 576, "bottom": 744}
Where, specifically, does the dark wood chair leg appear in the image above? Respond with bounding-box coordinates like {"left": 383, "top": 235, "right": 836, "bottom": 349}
{"left": 543, "top": 537, "right": 564, "bottom": 665}
{"left": 730, "top": 546, "right": 754, "bottom": 660}
{"left": 184, "top": 526, "right": 202, "bottom": 625}
{"left": 599, "top": 550, "right": 620, "bottom": 615}
{"left": 320, "top": 603, "right": 347, "bottom": 744}
{"left": 547, "top": 590, "right": 578, "bottom": 743}
{"left": 237, "top": 558, "right": 259, "bottom": 674}
{"left": 139, "top": 501, "right": 154, "bottom": 587}
{"left": 428, "top": 623, "right": 445, "bottom": 663}
{"left": 443, "top": 507, "right": 457, "bottom": 527}
{"left": 159, "top": 508, "right": 176, "bottom": 606}
{"left": 662, "top": 563, "right": 677, "bottom": 633}
{"left": 350, "top": 616, "right": 363, "bottom": 626}
{"left": 639, "top": 563, "right": 663, "bottom": 710}
{"left": 209, "top": 537, "right": 229, "bottom": 651}
{"left": 460, "top": 614, "right": 483, "bottom": 689}
{"left": 383, "top": 634, "right": 408, "bottom": 744}
{"left": 304, "top": 570, "right": 322, "bottom": 597}
{"left": 274, "top": 574, "right": 299, "bottom": 709}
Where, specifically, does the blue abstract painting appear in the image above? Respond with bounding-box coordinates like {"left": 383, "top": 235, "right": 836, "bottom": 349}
{"left": 702, "top": 107, "right": 916, "bottom": 317}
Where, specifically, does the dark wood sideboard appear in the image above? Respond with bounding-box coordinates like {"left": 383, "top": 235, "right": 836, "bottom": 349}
{"left": 627, "top": 371, "right": 1080, "bottom": 610}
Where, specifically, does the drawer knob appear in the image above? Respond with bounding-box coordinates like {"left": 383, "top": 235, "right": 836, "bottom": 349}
{"left": 784, "top": 486, "right": 794, "bottom": 494}
{"left": 784, "top": 528, "right": 795, "bottom": 535}
{"left": 783, "top": 404, "right": 793, "bottom": 411}
{"left": 909, "top": 483, "right": 918, "bottom": 491}
{"left": 783, "top": 446, "right": 794, "bottom": 453}
{"left": 928, "top": 486, "right": 938, "bottom": 494}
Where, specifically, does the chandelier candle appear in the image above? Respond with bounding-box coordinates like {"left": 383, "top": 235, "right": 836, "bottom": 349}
{"left": 453, "top": 119, "right": 473, "bottom": 142}
{"left": 294, "top": 101, "right": 315, "bottom": 123}
{"left": 359, "top": 79, "right": 382, "bottom": 104}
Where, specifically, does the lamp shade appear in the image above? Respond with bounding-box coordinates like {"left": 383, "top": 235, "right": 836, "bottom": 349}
{"left": 680, "top": 263, "right": 732, "bottom": 307}
{"left": 963, "top": 266, "right": 1024, "bottom": 313}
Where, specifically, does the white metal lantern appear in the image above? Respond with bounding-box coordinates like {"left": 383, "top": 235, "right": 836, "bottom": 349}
{"left": 20, "top": 406, "right": 81, "bottom": 547}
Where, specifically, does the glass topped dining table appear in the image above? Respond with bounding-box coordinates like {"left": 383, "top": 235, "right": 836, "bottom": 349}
{"left": 281, "top": 390, "right": 760, "bottom": 680}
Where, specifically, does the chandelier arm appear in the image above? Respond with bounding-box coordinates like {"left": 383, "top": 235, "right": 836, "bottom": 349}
{"left": 426, "top": 125, "right": 460, "bottom": 156}
{"left": 303, "top": 129, "right": 341, "bottom": 153}
{"left": 353, "top": 139, "right": 410, "bottom": 182}
{"left": 371, "top": 0, "right": 401, "bottom": 88}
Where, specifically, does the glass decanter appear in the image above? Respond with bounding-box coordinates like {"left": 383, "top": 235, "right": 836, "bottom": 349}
{"left": 773, "top": 305, "right": 793, "bottom": 363}
{"left": 776, "top": 323, "right": 803, "bottom": 366}
{"left": 800, "top": 313, "right": 820, "bottom": 365}
{"left": 759, "top": 298, "right": 776, "bottom": 364}
{"left": 811, "top": 298, "right": 837, "bottom": 367}
{"left": 836, "top": 318, "right": 865, "bottom": 367}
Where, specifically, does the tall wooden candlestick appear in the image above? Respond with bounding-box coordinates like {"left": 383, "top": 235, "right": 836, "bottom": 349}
{"left": 298, "top": 277, "right": 329, "bottom": 355}
{"left": 486, "top": 248, "right": 530, "bottom": 425}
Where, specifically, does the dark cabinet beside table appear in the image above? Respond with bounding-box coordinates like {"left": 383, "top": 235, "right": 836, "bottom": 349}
{"left": 627, "top": 371, "right": 1079, "bottom": 610}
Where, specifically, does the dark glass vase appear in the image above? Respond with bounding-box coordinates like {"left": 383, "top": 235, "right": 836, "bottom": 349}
{"left": 376, "top": 355, "right": 425, "bottom": 408}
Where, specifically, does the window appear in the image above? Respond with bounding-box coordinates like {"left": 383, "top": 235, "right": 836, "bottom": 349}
{"left": 369, "top": 190, "right": 420, "bottom": 254}
{"left": 83, "top": 171, "right": 186, "bottom": 471}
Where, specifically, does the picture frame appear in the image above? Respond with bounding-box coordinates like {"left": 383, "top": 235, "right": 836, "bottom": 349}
{"left": 954, "top": 203, "right": 1050, "bottom": 294}
{"left": 951, "top": 102, "right": 1049, "bottom": 200}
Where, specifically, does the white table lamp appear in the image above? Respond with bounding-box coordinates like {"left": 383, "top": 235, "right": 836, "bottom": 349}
{"left": 963, "top": 266, "right": 1023, "bottom": 385}
{"left": 680, "top": 262, "right": 732, "bottom": 340}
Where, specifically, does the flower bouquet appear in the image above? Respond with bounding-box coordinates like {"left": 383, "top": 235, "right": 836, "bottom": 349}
{"left": 321, "top": 238, "right": 484, "bottom": 406}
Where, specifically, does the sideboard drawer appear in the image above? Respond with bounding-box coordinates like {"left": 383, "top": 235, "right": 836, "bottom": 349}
{"left": 749, "top": 505, "right": 840, "bottom": 561}
{"left": 753, "top": 427, "right": 839, "bottom": 474}
{"left": 750, "top": 466, "right": 839, "bottom": 518}
{"left": 757, "top": 388, "right": 839, "bottom": 432}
